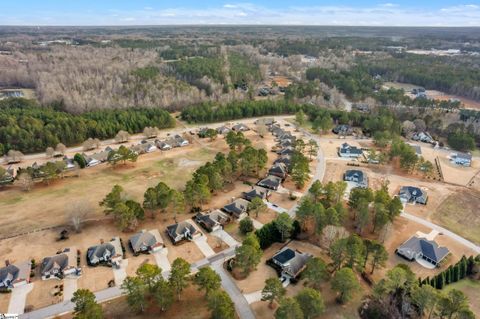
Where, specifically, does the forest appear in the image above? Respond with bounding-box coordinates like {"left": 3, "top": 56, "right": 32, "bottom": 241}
{"left": 0, "top": 98, "right": 175, "bottom": 155}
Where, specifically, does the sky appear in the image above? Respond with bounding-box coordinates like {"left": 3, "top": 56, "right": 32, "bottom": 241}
{"left": 1, "top": 1, "right": 480, "bottom": 26}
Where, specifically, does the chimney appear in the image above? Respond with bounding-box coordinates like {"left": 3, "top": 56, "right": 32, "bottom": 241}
{"left": 100, "top": 239, "right": 104, "bottom": 244}
{"left": 5, "top": 260, "right": 10, "bottom": 267}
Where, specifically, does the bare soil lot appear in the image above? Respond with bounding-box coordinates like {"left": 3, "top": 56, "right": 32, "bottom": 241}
{"left": 0, "top": 292, "right": 10, "bottom": 313}
{"left": 434, "top": 190, "right": 480, "bottom": 245}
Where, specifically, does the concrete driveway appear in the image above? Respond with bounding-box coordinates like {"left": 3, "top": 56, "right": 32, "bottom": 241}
{"left": 63, "top": 278, "right": 78, "bottom": 302}
{"left": 211, "top": 229, "right": 239, "bottom": 247}
{"left": 193, "top": 235, "right": 215, "bottom": 257}
{"left": 8, "top": 283, "right": 34, "bottom": 315}
{"left": 153, "top": 248, "right": 171, "bottom": 279}
{"left": 113, "top": 259, "right": 128, "bottom": 286}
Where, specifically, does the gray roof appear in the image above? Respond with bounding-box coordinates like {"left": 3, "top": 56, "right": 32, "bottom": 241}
{"left": 87, "top": 243, "right": 115, "bottom": 262}
{"left": 339, "top": 143, "right": 363, "bottom": 156}
{"left": 223, "top": 198, "right": 250, "bottom": 217}
{"left": 399, "top": 186, "right": 427, "bottom": 203}
{"left": 344, "top": 170, "right": 364, "bottom": 183}
{"left": 269, "top": 163, "right": 288, "bottom": 176}
{"left": 455, "top": 152, "right": 472, "bottom": 160}
{"left": 129, "top": 229, "right": 163, "bottom": 252}
{"left": 0, "top": 265, "right": 19, "bottom": 287}
{"left": 41, "top": 254, "right": 69, "bottom": 274}
{"left": 272, "top": 247, "right": 311, "bottom": 277}
{"left": 257, "top": 175, "right": 282, "bottom": 189}
{"left": 243, "top": 187, "right": 269, "bottom": 200}
{"left": 398, "top": 236, "right": 449, "bottom": 263}
{"left": 167, "top": 221, "right": 198, "bottom": 237}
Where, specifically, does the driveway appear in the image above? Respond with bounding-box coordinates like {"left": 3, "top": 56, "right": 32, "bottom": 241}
{"left": 244, "top": 290, "right": 262, "bottom": 304}
{"left": 211, "top": 261, "right": 256, "bottom": 319}
{"left": 265, "top": 201, "right": 288, "bottom": 214}
{"left": 252, "top": 219, "right": 264, "bottom": 230}
{"left": 63, "top": 278, "right": 78, "bottom": 302}
{"left": 113, "top": 259, "right": 128, "bottom": 286}
{"left": 153, "top": 248, "right": 171, "bottom": 279}
{"left": 193, "top": 235, "right": 216, "bottom": 257}
{"left": 211, "top": 229, "right": 239, "bottom": 248}
{"left": 8, "top": 283, "right": 33, "bottom": 315}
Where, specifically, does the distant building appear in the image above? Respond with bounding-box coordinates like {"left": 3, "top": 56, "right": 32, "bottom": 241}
{"left": 129, "top": 229, "right": 164, "bottom": 255}
{"left": 332, "top": 124, "right": 353, "bottom": 136}
{"left": 223, "top": 198, "right": 250, "bottom": 219}
{"left": 166, "top": 221, "right": 201, "bottom": 244}
{"left": 41, "top": 248, "right": 82, "bottom": 280}
{"left": 155, "top": 140, "right": 172, "bottom": 151}
{"left": 0, "top": 261, "right": 31, "bottom": 289}
{"left": 257, "top": 175, "right": 282, "bottom": 191}
{"left": 269, "top": 247, "right": 311, "bottom": 279}
{"left": 87, "top": 237, "right": 123, "bottom": 267}
{"left": 243, "top": 186, "right": 269, "bottom": 201}
{"left": 195, "top": 210, "right": 230, "bottom": 232}
{"left": 412, "top": 132, "right": 435, "bottom": 144}
{"left": 451, "top": 152, "right": 472, "bottom": 167}
{"left": 399, "top": 186, "right": 428, "bottom": 205}
{"left": 338, "top": 143, "right": 363, "bottom": 158}
{"left": 344, "top": 170, "right": 368, "bottom": 188}
{"left": 396, "top": 236, "right": 449, "bottom": 267}
{"left": 268, "top": 163, "right": 288, "bottom": 179}
{"left": 216, "top": 126, "right": 231, "bottom": 135}
{"left": 232, "top": 123, "right": 250, "bottom": 132}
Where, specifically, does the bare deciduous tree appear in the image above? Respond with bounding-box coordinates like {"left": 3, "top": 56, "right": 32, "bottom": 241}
{"left": 46, "top": 147, "right": 55, "bottom": 158}
{"left": 5, "top": 150, "right": 24, "bottom": 163}
{"left": 16, "top": 173, "right": 33, "bottom": 192}
{"left": 67, "top": 201, "right": 92, "bottom": 233}
{"left": 143, "top": 126, "right": 158, "bottom": 139}
{"left": 55, "top": 143, "right": 67, "bottom": 156}
{"left": 114, "top": 130, "right": 130, "bottom": 143}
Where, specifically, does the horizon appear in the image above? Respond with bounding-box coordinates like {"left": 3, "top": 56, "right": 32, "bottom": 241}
{"left": 1, "top": 1, "right": 480, "bottom": 27}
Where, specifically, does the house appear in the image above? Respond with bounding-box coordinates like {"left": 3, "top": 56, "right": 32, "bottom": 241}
{"left": 166, "top": 221, "right": 201, "bottom": 244}
{"left": 396, "top": 236, "right": 450, "bottom": 267}
{"left": 0, "top": 261, "right": 31, "bottom": 289}
{"left": 195, "top": 210, "right": 230, "bottom": 232}
{"left": 338, "top": 143, "right": 363, "bottom": 158}
{"left": 279, "top": 139, "right": 294, "bottom": 148}
{"left": 332, "top": 124, "right": 353, "bottom": 136}
{"left": 232, "top": 123, "right": 250, "bottom": 132}
{"left": 451, "top": 152, "right": 472, "bottom": 167}
{"left": 257, "top": 175, "right": 282, "bottom": 191}
{"left": 270, "top": 247, "right": 311, "bottom": 279}
{"left": 399, "top": 186, "right": 428, "bottom": 205}
{"left": 243, "top": 186, "right": 269, "bottom": 201}
{"left": 155, "top": 140, "right": 172, "bottom": 151}
{"left": 270, "top": 126, "right": 285, "bottom": 137}
{"left": 197, "top": 128, "right": 210, "bottom": 138}
{"left": 412, "top": 132, "right": 435, "bottom": 144}
{"left": 268, "top": 163, "right": 288, "bottom": 179}
{"left": 352, "top": 103, "right": 370, "bottom": 113}
{"left": 0, "top": 166, "right": 14, "bottom": 185}
{"left": 129, "top": 229, "right": 164, "bottom": 255}
{"left": 277, "top": 146, "right": 295, "bottom": 156}
{"left": 223, "top": 198, "right": 250, "bottom": 219}
{"left": 173, "top": 135, "right": 189, "bottom": 147}
{"left": 87, "top": 237, "right": 123, "bottom": 267}
{"left": 412, "top": 87, "right": 427, "bottom": 99}
{"left": 216, "top": 126, "right": 231, "bottom": 135}
{"left": 84, "top": 147, "right": 113, "bottom": 166}
{"left": 63, "top": 157, "right": 76, "bottom": 170}
{"left": 130, "top": 142, "right": 157, "bottom": 154}
{"left": 344, "top": 170, "right": 368, "bottom": 188}
{"left": 274, "top": 155, "right": 292, "bottom": 170}
{"left": 41, "top": 247, "right": 82, "bottom": 280}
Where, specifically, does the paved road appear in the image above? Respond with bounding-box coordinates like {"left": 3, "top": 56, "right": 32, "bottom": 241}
{"left": 401, "top": 212, "right": 480, "bottom": 254}
{"left": 211, "top": 261, "right": 256, "bottom": 319}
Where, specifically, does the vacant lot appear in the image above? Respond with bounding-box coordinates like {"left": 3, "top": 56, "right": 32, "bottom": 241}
{"left": 0, "top": 144, "right": 217, "bottom": 237}
{"left": 444, "top": 279, "right": 480, "bottom": 316}
{"left": 435, "top": 190, "right": 480, "bottom": 245}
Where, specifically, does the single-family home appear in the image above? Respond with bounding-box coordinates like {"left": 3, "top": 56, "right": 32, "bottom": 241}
{"left": 338, "top": 143, "right": 363, "bottom": 158}
{"left": 129, "top": 229, "right": 164, "bottom": 255}
{"left": 195, "top": 210, "right": 231, "bottom": 232}
{"left": 166, "top": 221, "right": 201, "bottom": 244}
{"left": 216, "top": 126, "right": 231, "bottom": 135}
{"left": 62, "top": 157, "right": 77, "bottom": 170}
{"left": 155, "top": 140, "right": 173, "bottom": 151}
{"left": 274, "top": 155, "right": 292, "bottom": 169}
{"left": 399, "top": 186, "right": 428, "bottom": 205}
{"left": 223, "top": 198, "right": 250, "bottom": 219}
{"left": 232, "top": 123, "right": 250, "bottom": 132}
{"left": 412, "top": 132, "right": 435, "bottom": 144}
{"left": 396, "top": 236, "right": 450, "bottom": 267}
{"left": 254, "top": 118, "right": 275, "bottom": 126}
{"left": 173, "top": 135, "right": 189, "bottom": 147}
{"left": 332, "top": 124, "right": 353, "bottom": 135}
{"left": 0, "top": 166, "right": 14, "bottom": 185}
{"left": 344, "top": 170, "right": 368, "bottom": 188}
{"left": 243, "top": 186, "right": 269, "bottom": 201}
{"left": 277, "top": 146, "right": 295, "bottom": 156}
{"left": 451, "top": 152, "right": 472, "bottom": 167}
{"left": 41, "top": 247, "right": 82, "bottom": 280}
{"left": 257, "top": 175, "right": 282, "bottom": 191}
{"left": 269, "top": 247, "right": 311, "bottom": 279}
{"left": 131, "top": 142, "right": 157, "bottom": 154}
{"left": 352, "top": 103, "right": 369, "bottom": 113}
{"left": 268, "top": 163, "right": 288, "bottom": 179}
{"left": 0, "top": 261, "right": 31, "bottom": 289}
{"left": 87, "top": 237, "right": 123, "bottom": 267}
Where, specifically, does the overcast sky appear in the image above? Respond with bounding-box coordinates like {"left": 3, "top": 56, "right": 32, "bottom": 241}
{"left": 1, "top": 1, "right": 480, "bottom": 26}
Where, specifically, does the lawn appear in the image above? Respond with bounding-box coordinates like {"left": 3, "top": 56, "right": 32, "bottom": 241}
{"left": 434, "top": 190, "right": 480, "bottom": 245}
{"left": 443, "top": 279, "right": 480, "bottom": 316}
{"left": 0, "top": 146, "right": 216, "bottom": 237}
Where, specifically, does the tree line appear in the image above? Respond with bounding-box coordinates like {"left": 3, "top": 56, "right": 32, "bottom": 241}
{"left": 0, "top": 98, "right": 175, "bottom": 155}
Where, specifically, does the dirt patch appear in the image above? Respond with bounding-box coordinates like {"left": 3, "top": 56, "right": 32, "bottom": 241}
{"left": 434, "top": 190, "right": 480, "bottom": 245}
{"left": 0, "top": 292, "right": 10, "bottom": 313}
